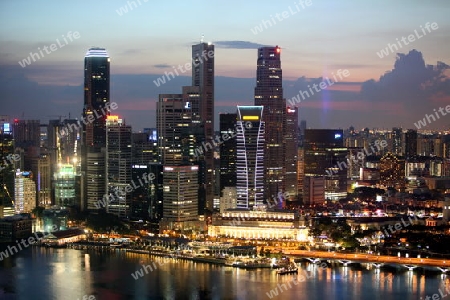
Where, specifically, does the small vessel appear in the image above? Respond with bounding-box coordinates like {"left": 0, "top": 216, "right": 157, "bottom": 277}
{"left": 277, "top": 263, "right": 298, "bottom": 275}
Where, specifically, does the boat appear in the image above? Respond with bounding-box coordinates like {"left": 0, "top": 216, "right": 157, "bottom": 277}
{"left": 240, "top": 258, "right": 273, "bottom": 269}
{"left": 277, "top": 263, "right": 298, "bottom": 275}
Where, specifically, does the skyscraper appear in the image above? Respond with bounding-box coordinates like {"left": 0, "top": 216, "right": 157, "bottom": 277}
{"left": 405, "top": 129, "right": 418, "bottom": 158}
{"left": 106, "top": 115, "right": 132, "bottom": 218}
{"left": 285, "top": 107, "right": 298, "bottom": 202}
{"left": 161, "top": 165, "right": 199, "bottom": 231}
{"left": 82, "top": 48, "right": 110, "bottom": 211}
{"left": 219, "top": 113, "right": 237, "bottom": 193}
{"left": 236, "top": 106, "right": 265, "bottom": 209}
{"left": 191, "top": 42, "right": 215, "bottom": 212}
{"left": 304, "top": 129, "right": 347, "bottom": 200}
{"left": 254, "top": 46, "right": 286, "bottom": 201}
{"left": 83, "top": 48, "right": 110, "bottom": 148}
{"left": 391, "top": 127, "right": 403, "bottom": 155}
{"left": 156, "top": 93, "right": 192, "bottom": 165}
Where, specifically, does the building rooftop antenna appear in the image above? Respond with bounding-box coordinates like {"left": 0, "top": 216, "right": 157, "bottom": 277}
{"left": 201, "top": 34, "right": 204, "bottom": 43}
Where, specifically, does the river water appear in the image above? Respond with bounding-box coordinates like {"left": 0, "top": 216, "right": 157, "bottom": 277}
{"left": 0, "top": 247, "right": 448, "bottom": 300}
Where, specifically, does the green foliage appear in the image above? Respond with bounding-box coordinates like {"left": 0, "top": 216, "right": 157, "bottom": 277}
{"left": 32, "top": 206, "right": 45, "bottom": 218}
{"left": 351, "top": 187, "right": 385, "bottom": 200}
{"left": 86, "top": 211, "right": 126, "bottom": 233}
{"left": 309, "top": 217, "right": 360, "bottom": 248}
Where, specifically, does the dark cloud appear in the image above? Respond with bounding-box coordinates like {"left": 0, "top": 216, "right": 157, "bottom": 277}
{"left": 213, "top": 41, "right": 270, "bottom": 49}
{"left": 360, "top": 49, "right": 450, "bottom": 127}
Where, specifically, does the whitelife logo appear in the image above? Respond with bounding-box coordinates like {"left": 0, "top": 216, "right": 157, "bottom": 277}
{"left": 18, "top": 31, "right": 81, "bottom": 68}
{"left": 251, "top": 0, "right": 312, "bottom": 35}
{"left": 414, "top": 105, "right": 450, "bottom": 129}
{"left": 153, "top": 49, "right": 214, "bottom": 87}
{"left": 376, "top": 22, "right": 438, "bottom": 59}
{"left": 287, "top": 69, "right": 350, "bottom": 107}
{"left": 56, "top": 102, "right": 118, "bottom": 139}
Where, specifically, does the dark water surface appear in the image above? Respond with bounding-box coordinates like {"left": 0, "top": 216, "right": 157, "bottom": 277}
{"left": 0, "top": 247, "right": 448, "bottom": 300}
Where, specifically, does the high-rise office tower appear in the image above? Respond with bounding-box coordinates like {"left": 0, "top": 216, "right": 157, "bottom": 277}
{"left": 161, "top": 165, "right": 199, "bottom": 231}
{"left": 254, "top": 46, "right": 286, "bottom": 201}
{"left": 304, "top": 129, "right": 347, "bottom": 200}
{"left": 106, "top": 115, "right": 132, "bottom": 218}
{"left": 299, "top": 120, "right": 307, "bottom": 147}
{"left": 14, "top": 170, "right": 36, "bottom": 214}
{"left": 236, "top": 106, "right": 265, "bottom": 209}
{"left": 0, "top": 121, "right": 16, "bottom": 213}
{"left": 156, "top": 94, "right": 193, "bottom": 165}
{"left": 12, "top": 119, "right": 40, "bottom": 149}
{"left": 12, "top": 119, "right": 40, "bottom": 171}
{"left": 131, "top": 131, "right": 158, "bottom": 165}
{"left": 83, "top": 48, "right": 110, "bottom": 148}
{"left": 219, "top": 113, "right": 237, "bottom": 193}
{"left": 191, "top": 42, "right": 215, "bottom": 212}
{"left": 405, "top": 129, "right": 418, "bottom": 159}
{"left": 285, "top": 107, "right": 298, "bottom": 202}
{"left": 54, "top": 164, "right": 76, "bottom": 207}
{"left": 391, "top": 127, "right": 403, "bottom": 155}
{"left": 82, "top": 48, "right": 110, "bottom": 211}
{"left": 32, "top": 154, "right": 52, "bottom": 207}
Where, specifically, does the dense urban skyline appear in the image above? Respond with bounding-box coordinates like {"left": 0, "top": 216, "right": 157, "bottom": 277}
{"left": 1, "top": 0, "right": 449, "bottom": 131}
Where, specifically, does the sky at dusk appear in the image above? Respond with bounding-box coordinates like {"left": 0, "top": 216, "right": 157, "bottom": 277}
{"left": 0, "top": 0, "right": 449, "bottom": 131}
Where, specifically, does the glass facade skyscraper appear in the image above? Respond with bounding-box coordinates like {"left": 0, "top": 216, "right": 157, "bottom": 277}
{"left": 254, "top": 46, "right": 286, "bottom": 201}
{"left": 236, "top": 106, "right": 265, "bottom": 209}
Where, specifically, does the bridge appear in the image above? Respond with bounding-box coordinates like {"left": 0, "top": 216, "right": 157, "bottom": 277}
{"left": 283, "top": 250, "right": 450, "bottom": 273}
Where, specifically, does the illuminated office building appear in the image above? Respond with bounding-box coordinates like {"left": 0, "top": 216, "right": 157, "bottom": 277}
{"left": 236, "top": 106, "right": 265, "bottom": 209}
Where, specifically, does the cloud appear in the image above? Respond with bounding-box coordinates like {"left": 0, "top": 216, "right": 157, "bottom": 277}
{"left": 153, "top": 63, "right": 171, "bottom": 68}
{"left": 1, "top": 49, "right": 449, "bottom": 132}
{"left": 359, "top": 49, "right": 450, "bottom": 127}
{"left": 119, "top": 49, "right": 142, "bottom": 56}
{"left": 213, "top": 41, "right": 270, "bottom": 49}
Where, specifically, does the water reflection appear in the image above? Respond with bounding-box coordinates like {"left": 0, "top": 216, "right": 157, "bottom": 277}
{"left": 0, "top": 248, "right": 448, "bottom": 299}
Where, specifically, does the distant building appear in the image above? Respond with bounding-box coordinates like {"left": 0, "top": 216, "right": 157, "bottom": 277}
{"left": 219, "top": 187, "right": 237, "bottom": 213}
{"left": 405, "top": 129, "right": 418, "bottom": 159}
{"left": 14, "top": 170, "right": 36, "bottom": 214}
{"left": 304, "top": 129, "right": 347, "bottom": 200}
{"left": 0, "top": 125, "right": 15, "bottom": 212}
{"left": 391, "top": 127, "right": 403, "bottom": 156}
{"left": 42, "top": 207, "right": 69, "bottom": 231}
{"left": 32, "top": 154, "right": 52, "bottom": 207}
{"left": 379, "top": 152, "right": 405, "bottom": 188}
{"left": 54, "top": 164, "right": 76, "bottom": 207}
{"left": 0, "top": 214, "right": 32, "bottom": 243}
{"left": 285, "top": 107, "right": 299, "bottom": 202}
{"left": 303, "top": 176, "right": 325, "bottom": 206}
{"left": 443, "top": 197, "right": 450, "bottom": 224}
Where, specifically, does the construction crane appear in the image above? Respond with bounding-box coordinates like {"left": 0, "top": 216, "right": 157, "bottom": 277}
{"left": 2, "top": 183, "right": 14, "bottom": 207}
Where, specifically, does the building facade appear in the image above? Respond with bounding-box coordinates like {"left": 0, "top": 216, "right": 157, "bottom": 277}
{"left": 236, "top": 106, "right": 265, "bottom": 209}
{"left": 254, "top": 46, "right": 286, "bottom": 201}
